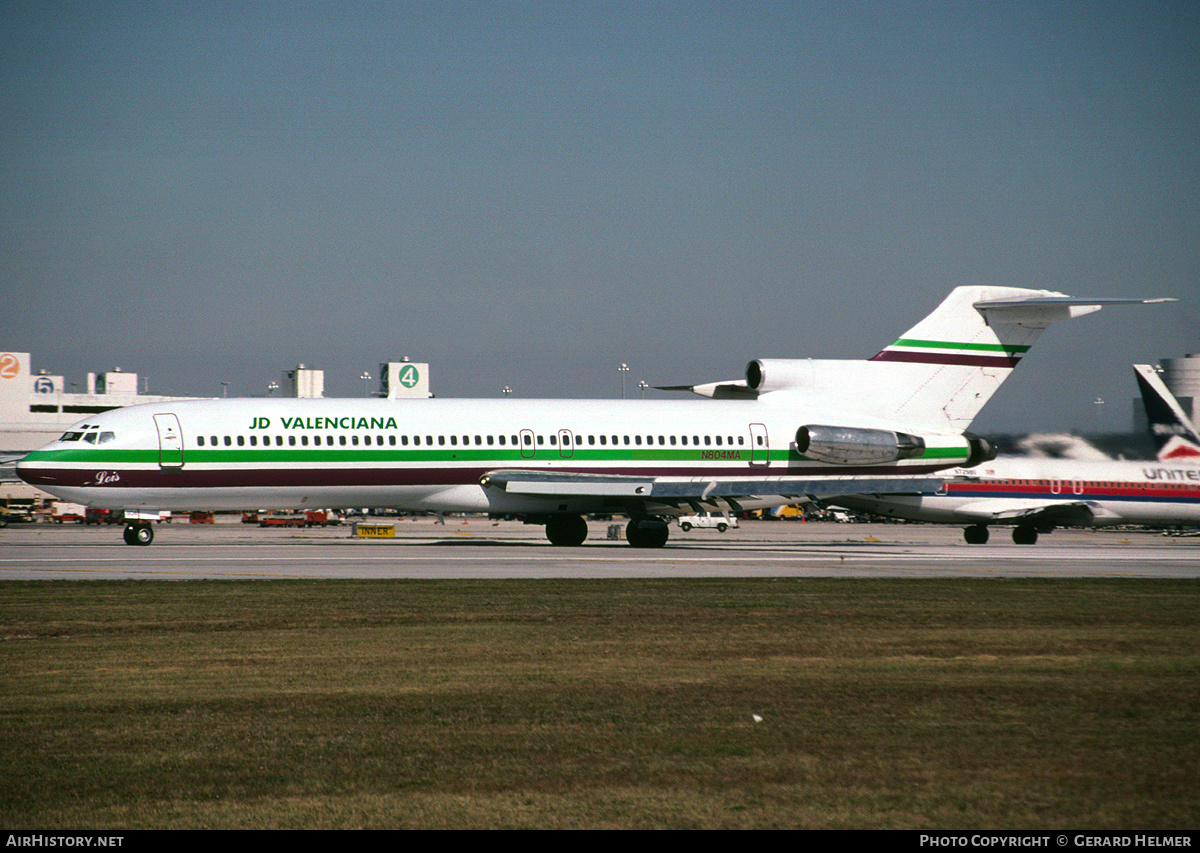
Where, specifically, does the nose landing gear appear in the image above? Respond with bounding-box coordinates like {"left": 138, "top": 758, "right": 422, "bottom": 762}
{"left": 123, "top": 523, "right": 154, "bottom": 546}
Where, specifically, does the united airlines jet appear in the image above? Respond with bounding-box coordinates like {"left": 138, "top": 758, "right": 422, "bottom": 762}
{"left": 828, "top": 365, "right": 1200, "bottom": 544}
{"left": 1134, "top": 363, "right": 1200, "bottom": 463}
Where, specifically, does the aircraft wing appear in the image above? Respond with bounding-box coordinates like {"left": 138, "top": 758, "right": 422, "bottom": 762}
{"left": 480, "top": 470, "right": 953, "bottom": 514}
{"left": 951, "top": 498, "right": 1098, "bottom": 525}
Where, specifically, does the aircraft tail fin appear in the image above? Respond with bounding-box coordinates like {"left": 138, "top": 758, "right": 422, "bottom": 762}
{"left": 1134, "top": 364, "right": 1200, "bottom": 462}
{"left": 676, "top": 286, "right": 1171, "bottom": 433}
{"left": 856, "top": 287, "right": 1172, "bottom": 429}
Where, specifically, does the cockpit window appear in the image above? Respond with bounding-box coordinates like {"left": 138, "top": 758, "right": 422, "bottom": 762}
{"left": 98, "top": 432, "right": 115, "bottom": 444}
{"left": 60, "top": 432, "right": 83, "bottom": 441}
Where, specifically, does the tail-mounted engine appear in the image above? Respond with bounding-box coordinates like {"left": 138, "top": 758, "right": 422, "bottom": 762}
{"left": 962, "top": 432, "right": 996, "bottom": 467}
{"left": 795, "top": 425, "right": 926, "bottom": 466}
{"left": 746, "top": 359, "right": 811, "bottom": 394}
{"left": 794, "top": 425, "right": 996, "bottom": 468}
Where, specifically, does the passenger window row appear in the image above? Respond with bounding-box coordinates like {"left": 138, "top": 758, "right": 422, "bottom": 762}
{"left": 193, "top": 433, "right": 761, "bottom": 449}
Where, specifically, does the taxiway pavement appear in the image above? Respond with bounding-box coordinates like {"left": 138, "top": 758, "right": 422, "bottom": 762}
{"left": 1, "top": 517, "right": 1196, "bottom": 580}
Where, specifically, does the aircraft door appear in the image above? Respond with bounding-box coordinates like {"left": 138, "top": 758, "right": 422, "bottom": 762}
{"left": 153, "top": 413, "right": 184, "bottom": 469}
{"left": 519, "top": 429, "right": 536, "bottom": 459}
{"left": 558, "top": 429, "right": 574, "bottom": 459}
{"left": 749, "top": 423, "right": 769, "bottom": 467}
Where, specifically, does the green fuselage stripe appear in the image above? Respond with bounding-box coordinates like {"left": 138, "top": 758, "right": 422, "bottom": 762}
{"left": 890, "top": 338, "right": 1031, "bottom": 354}
{"left": 24, "top": 445, "right": 970, "bottom": 466}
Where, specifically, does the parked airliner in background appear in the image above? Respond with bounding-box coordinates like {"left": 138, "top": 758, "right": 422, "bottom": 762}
{"left": 829, "top": 365, "right": 1200, "bottom": 544}
{"left": 1134, "top": 363, "right": 1200, "bottom": 463}
{"left": 17, "top": 287, "right": 1167, "bottom": 547}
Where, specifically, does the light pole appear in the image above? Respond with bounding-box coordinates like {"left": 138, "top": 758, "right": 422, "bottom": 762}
{"left": 638, "top": 380, "right": 648, "bottom": 398}
{"left": 361, "top": 371, "right": 372, "bottom": 397}
{"left": 618, "top": 363, "right": 629, "bottom": 399}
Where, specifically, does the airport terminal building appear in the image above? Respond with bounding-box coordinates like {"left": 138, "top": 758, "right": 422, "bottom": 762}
{"left": 1133, "top": 353, "right": 1200, "bottom": 433}
{"left": 1, "top": 352, "right": 433, "bottom": 456}
{"left": 0, "top": 352, "right": 197, "bottom": 455}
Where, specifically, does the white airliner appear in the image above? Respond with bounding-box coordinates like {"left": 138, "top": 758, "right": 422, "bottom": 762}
{"left": 829, "top": 365, "right": 1200, "bottom": 544}
{"left": 16, "top": 286, "right": 1166, "bottom": 547}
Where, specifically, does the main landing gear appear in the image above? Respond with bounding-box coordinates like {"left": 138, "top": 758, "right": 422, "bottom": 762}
{"left": 541, "top": 515, "right": 670, "bottom": 548}
{"left": 962, "top": 524, "right": 1044, "bottom": 545}
{"left": 1011, "top": 525, "right": 1039, "bottom": 545}
{"left": 123, "top": 523, "right": 154, "bottom": 546}
{"left": 963, "top": 525, "right": 989, "bottom": 544}
{"left": 545, "top": 514, "right": 589, "bottom": 547}
{"left": 625, "top": 518, "right": 669, "bottom": 549}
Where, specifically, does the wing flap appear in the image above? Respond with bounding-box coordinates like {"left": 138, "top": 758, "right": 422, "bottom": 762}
{"left": 481, "top": 471, "right": 654, "bottom": 497}
{"left": 954, "top": 499, "right": 1097, "bottom": 525}
{"left": 481, "top": 470, "right": 954, "bottom": 504}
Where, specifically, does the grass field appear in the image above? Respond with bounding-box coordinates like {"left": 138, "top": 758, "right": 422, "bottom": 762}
{"left": 1, "top": 577, "right": 1197, "bottom": 829}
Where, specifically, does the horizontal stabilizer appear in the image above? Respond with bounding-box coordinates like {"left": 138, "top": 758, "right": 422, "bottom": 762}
{"left": 973, "top": 295, "right": 1175, "bottom": 326}
{"left": 654, "top": 381, "right": 758, "bottom": 399}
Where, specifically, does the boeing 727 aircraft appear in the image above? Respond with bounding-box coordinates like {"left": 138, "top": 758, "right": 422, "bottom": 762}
{"left": 16, "top": 286, "right": 1167, "bottom": 547}
{"left": 829, "top": 364, "right": 1200, "bottom": 544}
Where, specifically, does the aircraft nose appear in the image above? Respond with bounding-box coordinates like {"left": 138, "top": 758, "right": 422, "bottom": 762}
{"left": 15, "top": 458, "right": 36, "bottom": 485}
{"left": 14, "top": 450, "right": 59, "bottom": 487}
{"left": 15, "top": 456, "right": 40, "bottom": 485}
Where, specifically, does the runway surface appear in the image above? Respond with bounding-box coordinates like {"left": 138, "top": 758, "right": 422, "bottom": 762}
{"left": 1, "top": 517, "right": 1197, "bottom": 579}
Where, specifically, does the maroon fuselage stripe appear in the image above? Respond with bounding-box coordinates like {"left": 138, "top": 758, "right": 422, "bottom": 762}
{"left": 869, "top": 351, "right": 1020, "bottom": 368}
{"left": 21, "top": 462, "right": 958, "bottom": 490}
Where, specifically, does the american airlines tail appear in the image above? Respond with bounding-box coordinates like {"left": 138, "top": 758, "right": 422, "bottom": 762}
{"left": 745, "top": 287, "right": 1171, "bottom": 432}
{"left": 1134, "top": 363, "right": 1200, "bottom": 462}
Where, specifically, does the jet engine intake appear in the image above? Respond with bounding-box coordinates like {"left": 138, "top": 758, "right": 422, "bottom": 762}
{"left": 746, "top": 359, "right": 813, "bottom": 394}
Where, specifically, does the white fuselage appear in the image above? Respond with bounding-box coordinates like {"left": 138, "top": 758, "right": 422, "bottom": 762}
{"left": 832, "top": 457, "right": 1200, "bottom": 529}
{"left": 16, "top": 396, "right": 973, "bottom": 516}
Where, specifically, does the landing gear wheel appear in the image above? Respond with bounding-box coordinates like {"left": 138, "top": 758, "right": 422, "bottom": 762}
{"left": 964, "top": 525, "right": 989, "bottom": 545}
{"left": 545, "top": 514, "right": 588, "bottom": 547}
{"left": 1012, "top": 525, "right": 1038, "bottom": 545}
{"left": 626, "top": 519, "right": 669, "bottom": 549}
{"left": 124, "top": 523, "right": 154, "bottom": 546}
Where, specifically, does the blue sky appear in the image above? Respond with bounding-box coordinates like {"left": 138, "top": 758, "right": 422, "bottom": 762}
{"left": 3, "top": 1, "right": 1197, "bottom": 433}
